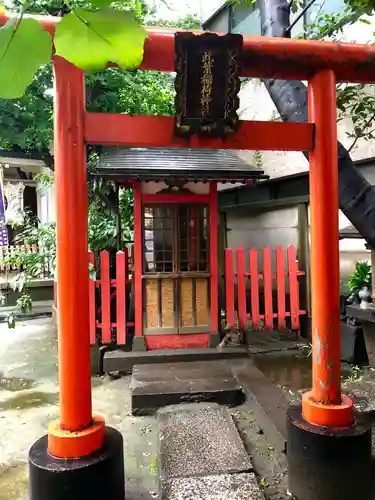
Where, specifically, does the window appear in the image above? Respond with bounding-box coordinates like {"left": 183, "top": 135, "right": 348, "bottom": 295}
{"left": 143, "top": 204, "right": 209, "bottom": 274}
{"left": 231, "top": 4, "right": 261, "bottom": 36}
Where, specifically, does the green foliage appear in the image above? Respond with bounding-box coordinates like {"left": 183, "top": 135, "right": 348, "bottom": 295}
{"left": 16, "top": 293, "right": 33, "bottom": 313}
{"left": 0, "top": 208, "right": 56, "bottom": 323}
{"left": 54, "top": 8, "right": 147, "bottom": 71}
{"left": 343, "top": 365, "right": 363, "bottom": 383}
{"left": 302, "top": 3, "right": 375, "bottom": 151}
{"left": 337, "top": 84, "right": 375, "bottom": 149}
{"left": 86, "top": 69, "right": 175, "bottom": 116}
{"left": 6, "top": 211, "right": 56, "bottom": 278}
{"left": 88, "top": 185, "right": 134, "bottom": 251}
{"left": 0, "top": 65, "right": 53, "bottom": 153}
{"left": 148, "top": 13, "right": 200, "bottom": 30}
{"left": 298, "top": 343, "right": 312, "bottom": 358}
{"left": 0, "top": 2, "right": 148, "bottom": 98}
{"left": 345, "top": 0, "right": 374, "bottom": 16}
{"left": 0, "top": 2, "right": 194, "bottom": 153}
{"left": 7, "top": 312, "right": 15, "bottom": 329}
{"left": 348, "top": 261, "right": 372, "bottom": 293}
{"left": 0, "top": 17, "right": 52, "bottom": 98}
{"left": 229, "top": 0, "right": 256, "bottom": 6}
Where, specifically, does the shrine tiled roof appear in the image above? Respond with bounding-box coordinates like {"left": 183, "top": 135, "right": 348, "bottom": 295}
{"left": 339, "top": 224, "right": 363, "bottom": 240}
{"left": 96, "top": 147, "right": 267, "bottom": 183}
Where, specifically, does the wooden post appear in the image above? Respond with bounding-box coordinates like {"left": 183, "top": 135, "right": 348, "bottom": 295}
{"left": 209, "top": 182, "right": 219, "bottom": 344}
{"left": 132, "top": 181, "right": 146, "bottom": 350}
{"left": 302, "top": 70, "right": 353, "bottom": 427}
{"left": 225, "top": 249, "right": 235, "bottom": 329}
{"left": 47, "top": 56, "right": 104, "bottom": 459}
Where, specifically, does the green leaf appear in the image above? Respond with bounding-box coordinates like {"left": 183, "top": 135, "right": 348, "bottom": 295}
{"left": 54, "top": 8, "right": 147, "bottom": 71}
{"left": 7, "top": 312, "right": 15, "bottom": 329}
{"left": 90, "top": 0, "right": 113, "bottom": 8}
{"left": 0, "top": 17, "right": 52, "bottom": 99}
{"left": 291, "top": 0, "right": 298, "bottom": 14}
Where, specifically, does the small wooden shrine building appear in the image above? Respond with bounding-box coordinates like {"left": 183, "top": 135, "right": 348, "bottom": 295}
{"left": 97, "top": 147, "right": 266, "bottom": 350}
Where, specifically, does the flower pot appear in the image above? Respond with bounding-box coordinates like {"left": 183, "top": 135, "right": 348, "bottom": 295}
{"left": 358, "top": 286, "right": 372, "bottom": 309}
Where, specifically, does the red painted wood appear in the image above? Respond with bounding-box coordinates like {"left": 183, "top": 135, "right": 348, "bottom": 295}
{"left": 250, "top": 249, "right": 260, "bottom": 329}
{"left": 124, "top": 247, "right": 129, "bottom": 283}
{"left": 189, "top": 207, "right": 198, "bottom": 270}
{"left": 133, "top": 182, "right": 143, "bottom": 337}
{"left": 6, "top": 16, "right": 375, "bottom": 83}
{"left": 145, "top": 333, "right": 209, "bottom": 350}
{"left": 143, "top": 193, "right": 210, "bottom": 204}
{"left": 210, "top": 183, "right": 219, "bottom": 334}
{"left": 116, "top": 251, "right": 126, "bottom": 345}
{"left": 225, "top": 249, "right": 235, "bottom": 329}
{"left": 100, "top": 251, "right": 111, "bottom": 344}
{"left": 263, "top": 247, "right": 274, "bottom": 330}
{"left": 88, "top": 252, "right": 96, "bottom": 345}
{"left": 85, "top": 114, "right": 313, "bottom": 152}
{"left": 276, "top": 246, "right": 286, "bottom": 330}
{"left": 236, "top": 247, "right": 247, "bottom": 329}
{"left": 288, "top": 245, "right": 300, "bottom": 331}
{"left": 53, "top": 57, "right": 93, "bottom": 433}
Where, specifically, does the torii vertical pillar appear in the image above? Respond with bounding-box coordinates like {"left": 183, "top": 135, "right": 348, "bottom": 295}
{"left": 28, "top": 57, "right": 125, "bottom": 500}
{"left": 286, "top": 70, "right": 372, "bottom": 500}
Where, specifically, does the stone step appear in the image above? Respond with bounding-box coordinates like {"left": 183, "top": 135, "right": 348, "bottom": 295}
{"left": 157, "top": 404, "right": 264, "bottom": 499}
{"left": 131, "top": 360, "right": 244, "bottom": 415}
{"left": 103, "top": 346, "right": 248, "bottom": 374}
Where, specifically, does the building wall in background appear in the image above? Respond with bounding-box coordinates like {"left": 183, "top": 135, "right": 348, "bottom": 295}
{"left": 37, "top": 181, "right": 55, "bottom": 224}
{"left": 226, "top": 205, "right": 299, "bottom": 258}
{"left": 203, "top": 3, "right": 375, "bottom": 179}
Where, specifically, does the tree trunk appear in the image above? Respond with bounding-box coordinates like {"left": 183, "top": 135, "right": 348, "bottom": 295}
{"left": 257, "top": 0, "right": 375, "bottom": 248}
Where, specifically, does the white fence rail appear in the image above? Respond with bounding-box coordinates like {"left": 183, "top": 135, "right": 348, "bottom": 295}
{"left": 0, "top": 245, "right": 53, "bottom": 277}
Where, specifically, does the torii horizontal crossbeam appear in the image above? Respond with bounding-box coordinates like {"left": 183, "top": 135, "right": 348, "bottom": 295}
{"left": 85, "top": 113, "right": 314, "bottom": 151}
{"left": 0, "top": 13, "right": 375, "bottom": 83}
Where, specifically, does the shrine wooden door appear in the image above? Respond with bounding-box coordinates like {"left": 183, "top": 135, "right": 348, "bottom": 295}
{"left": 143, "top": 203, "right": 210, "bottom": 335}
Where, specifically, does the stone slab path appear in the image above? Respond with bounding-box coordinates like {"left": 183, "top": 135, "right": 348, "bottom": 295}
{"left": 132, "top": 361, "right": 243, "bottom": 415}
{"left": 158, "top": 404, "right": 264, "bottom": 499}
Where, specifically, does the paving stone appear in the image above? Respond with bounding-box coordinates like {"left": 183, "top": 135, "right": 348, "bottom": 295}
{"left": 132, "top": 361, "right": 243, "bottom": 415}
{"left": 162, "top": 473, "right": 264, "bottom": 500}
{"left": 158, "top": 406, "right": 252, "bottom": 481}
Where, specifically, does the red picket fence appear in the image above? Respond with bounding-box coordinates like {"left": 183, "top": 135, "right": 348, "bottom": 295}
{"left": 89, "top": 249, "right": 134, "bottom": 345}
{"left": 54, "top": 248, "right": 134, "bottom": 345}
{"left": 225, "top": 245, "right": 306, "bottom": 332}
{"left": 55, "top": 245, "right": 306, "bottom": 345}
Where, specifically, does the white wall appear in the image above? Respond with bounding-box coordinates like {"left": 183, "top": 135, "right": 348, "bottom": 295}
{"left": 226, "top": 205, "right": 299, "bottom": 270}
{"left": 145, "top": 0, "right": 222, "bottom": 23}
{"left": 37, "top": 182, "right": 56, "bottom": 224}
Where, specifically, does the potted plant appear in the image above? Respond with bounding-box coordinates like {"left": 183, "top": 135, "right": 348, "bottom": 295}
{"left": 348, "top": 261, "right": 372, "bottom": 308}
{"left": 340, "top": 261, "right": 371, "bottom": 364}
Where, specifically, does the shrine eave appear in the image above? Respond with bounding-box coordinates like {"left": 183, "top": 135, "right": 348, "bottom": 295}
{"left": 95, "top": 147, "right": 267, "bottom": 183}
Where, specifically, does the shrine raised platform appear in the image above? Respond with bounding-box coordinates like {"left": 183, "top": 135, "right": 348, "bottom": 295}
{"left": 102, "top": 346, "right": 248, "bottom": 374}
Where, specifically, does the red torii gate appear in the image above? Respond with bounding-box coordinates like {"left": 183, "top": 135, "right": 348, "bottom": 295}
{"left": 0, "top": 13, "right": 372, "bottom": 500}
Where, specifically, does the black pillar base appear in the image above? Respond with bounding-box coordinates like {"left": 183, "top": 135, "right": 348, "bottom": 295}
{"left": 287, "top": 405, "right": 373, "bottom": 500}
{"left": 28, "top": 427, "right": 125, "bottom": 500}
